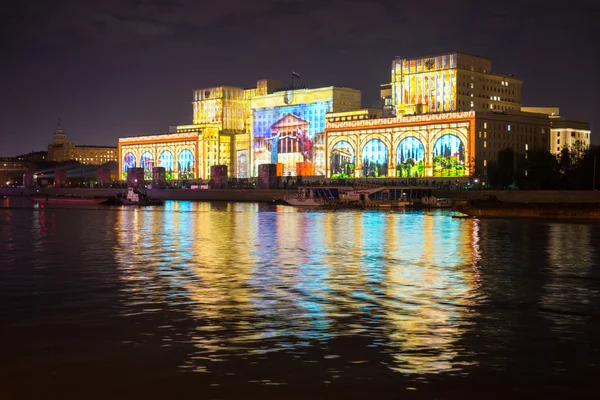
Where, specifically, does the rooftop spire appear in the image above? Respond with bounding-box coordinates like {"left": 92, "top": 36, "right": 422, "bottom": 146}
{"left": 58, "top": 117, "right": 61, "bottom": 129}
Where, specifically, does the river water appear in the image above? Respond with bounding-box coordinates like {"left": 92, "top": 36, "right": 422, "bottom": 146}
{"left": 1, "top": 197, "right": 599, "bottom": 398}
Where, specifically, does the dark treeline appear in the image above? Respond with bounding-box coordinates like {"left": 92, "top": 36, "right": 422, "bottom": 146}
{"left": 484, "top": 145, "right": 600, "bottom": 190}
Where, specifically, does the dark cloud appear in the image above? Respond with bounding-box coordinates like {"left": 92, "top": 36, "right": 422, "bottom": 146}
{"left": 0, "top": 0, "right": 597, "bottom": 156}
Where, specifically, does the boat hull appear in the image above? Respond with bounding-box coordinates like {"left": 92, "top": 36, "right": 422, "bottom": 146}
{"left": 31, "top": 196, "right": 108, "bottom": 204}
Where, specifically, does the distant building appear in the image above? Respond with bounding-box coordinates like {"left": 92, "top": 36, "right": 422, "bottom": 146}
{"left": 16, "top": 151, "right": 48, "bottom": 163}
{"left": 0, "top": 157, "right": 28, "bottom": 185}
{"left": 383, "top": 53, "right": 522, "bottom": 117}
{"left": 521, "top": 107, "right": 591, "bottom": 154}
{"left": 47, "top": 121, "right": 117, "bottom": 165}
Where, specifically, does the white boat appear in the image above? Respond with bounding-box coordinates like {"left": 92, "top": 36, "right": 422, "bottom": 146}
{"left": 116, "top": 188, "right": 164, "bottom": 206}
{"left": 284, "top": 186, "right": 413, "bottom": 208}
{"left": 284, "top": 187, "right": 354, "bottom": 207}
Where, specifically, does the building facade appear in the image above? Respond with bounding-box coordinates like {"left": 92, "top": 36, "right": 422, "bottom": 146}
{"left": 521, "top": 107, "right": 591, "bottom": 154}
{"left": 250, "top": 86, "right": 361, "bottom": 176}
{"left": 47, "top": 123, "right": 117, "bottom": 165}
{"left": 325, "top": 111, "right": 476, "bottom": 178}
{"left": 116, "top": 52, "right": 591, "bottom": 182}
{"left": 386, "top": 53, "right": 522, "bottom": 117}
{"left": 118, "top": 79, "right": 283, "bottom": 180}
{"left": 118, "top": 83, "right": 362, "bottom": 180}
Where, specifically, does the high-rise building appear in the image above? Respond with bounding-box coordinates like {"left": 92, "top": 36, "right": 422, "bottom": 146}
{"left": 385, "top": 53, "right": 522, "bottom": 117}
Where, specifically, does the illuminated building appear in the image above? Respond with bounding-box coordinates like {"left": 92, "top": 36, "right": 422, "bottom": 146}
{"left": 119, "top": 79, "right": 282, "bottom": 180}
{"left": 385, "top": 53, "right": 523, "bottom": 117}
{"left": 325, "top": 108, "right": 554, "bottom": 180}
{"left": 250, "top": 86, "right": 361, "bottom": 176}
{"left": 326, "top": 111, "right": 476, "bottom": 178}
{"left": 47, "top": 122, "right": 117, "bottom": 165}
{"left": 521, "top": 107, "right": 591, "bottom": 155}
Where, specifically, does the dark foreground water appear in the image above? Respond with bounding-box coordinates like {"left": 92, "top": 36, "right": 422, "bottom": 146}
{"left": 1, "top": 197, "right": 600, "bottom": 399}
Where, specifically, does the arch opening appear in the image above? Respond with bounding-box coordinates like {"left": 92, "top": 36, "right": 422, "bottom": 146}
{"left": 396, "top": 137, "right": 425, "bottom": 178}
{"left": 330, "top": 140, "right": 355, "bottom": 178}
{"left": 122, "top": 152, "right": 136, "bottom": 179}
{"left": 432, "top": 134, "right": 465, "bottom": 177}
{"left": 178, "top": 149, "right": 195, "bottom": 180}
{"left": 362, "top": 139, "right": 388, "bottom": 178}
{"left": 159, "top": 150, "right": 175, "bottom": 180}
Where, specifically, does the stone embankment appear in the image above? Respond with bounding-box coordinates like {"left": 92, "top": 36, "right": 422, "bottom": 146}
{"left": 454, "top": 201, "right": 600, "bottom": 220}
{"left": 0, "top": 187, "right": 294, "bottom": 202}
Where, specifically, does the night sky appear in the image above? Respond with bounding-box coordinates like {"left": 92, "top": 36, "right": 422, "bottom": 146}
{"left": 1, "top": 0, "right": 597, "bottom": 157}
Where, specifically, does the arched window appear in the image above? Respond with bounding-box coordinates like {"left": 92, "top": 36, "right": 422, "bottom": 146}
{"left": 330, "top": 140, "right": 355, "bottom": 178}
{"left": 178, "top": 149, "right": 195, "bottom": 179}
{"left": 396, "top": 137, "right": 425, "bottom": 178}
{"left": 140, "top": 151, "right": 154, "bottom": 180}
{"left": 362, "top": 139, "right": 388, "bottom": 178}
{"left": 432, "top": 134, "right": 465, "bottom": 177}
{"left": 159, "top": 151, "right": 174, "bottom": 180}
{"left": 123, "top": 153, "right": 136, "bottom": 179}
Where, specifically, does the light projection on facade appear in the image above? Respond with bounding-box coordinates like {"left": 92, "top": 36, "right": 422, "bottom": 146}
{"left": 140, "top": 151, "right": 154, "bottom": 180}
{"left": 159, "top": 151, "right": 174, "bottom": 180}
{"left": 362, "top": 139, "right": 388, "bottom": 178}
{"left": 253, "top": 100, "right": 331, "bottom": 176}
{"left": 330, "top": 140, "right": 355, "bottom": 178}
{"left": 236, "top": 150, "right": 249, "bottom": 179}
{"left": 433, "top": 134, "right": 465, "bottom": 177}
{"left": 392, "top": 54, "right": 457, "bottom": 114}
{"left": 178, "top": 149, "right": 195, "bottom": 180}
{"left": 123, "top": 153, "right": 136, "bottom": 179}
{"left": 396, "top": 137, "right": 425, "bottom": 178}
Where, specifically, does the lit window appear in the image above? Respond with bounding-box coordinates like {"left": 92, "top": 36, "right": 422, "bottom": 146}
{"left": 525, "top": 144, "right": 529, "bottom": 150}
{"left": 484, "top": 141, "right": 487, "bottom": 148}
{"left": 484, "top": 122, "right": 487, "bottom": 129}
{"left": 508, "top": 125, "right": 511, "bottom": 131}
{"left": 484, "top": 159, "right": 487, "bottom": 166}
{"left": 470, "top": 101, "right": 474, "bottom": 107}
{"left": 484, "top": 132, "right": 487, "bottom": 138}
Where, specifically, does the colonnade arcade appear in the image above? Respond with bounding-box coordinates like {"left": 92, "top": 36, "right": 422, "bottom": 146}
{"left": 326, "top": 121, "right": 473, "bottom": 178}
{"left": 119, "top": 140, "right": 198, "bottom": 180}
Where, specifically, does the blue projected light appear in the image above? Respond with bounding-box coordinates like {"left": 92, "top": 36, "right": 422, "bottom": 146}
{"left": 123, "top": 153, "right": 136, "bottom": 170}
{"left": 159, "top": 150, "right": 174, "bottom": 170}
{"left": 397, "top": 137, "right": 425, "bottom": 178}
{"left": 433, "top": 134, "right": 465, "bottom": 177}
{"left": 362, "top": 139, "right": 388, "bottom": 178}
{"left": 178, "top": 149, "right": 194, "bottom": 179}
{"left": 253, "top": 101, "right": 332, "bottom": 176}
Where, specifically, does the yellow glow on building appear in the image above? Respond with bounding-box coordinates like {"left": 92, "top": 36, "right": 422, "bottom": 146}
{"left": 389, "top": 53, "right": 523, "bottom": 117}
{"left": 325, "top": 111, "right": 476, "bottom": 178}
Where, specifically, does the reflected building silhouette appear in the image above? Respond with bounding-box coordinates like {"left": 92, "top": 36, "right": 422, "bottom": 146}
{"left": 382, "top": 214, "right": 480, "bottom": 373}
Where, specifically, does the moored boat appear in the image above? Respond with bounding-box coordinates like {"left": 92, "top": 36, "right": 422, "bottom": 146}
{"left": 30, "top": 194, "right": 109, "bottom": 204}
{"left": 116, "top": 188, "right": 164, "bottom": 206}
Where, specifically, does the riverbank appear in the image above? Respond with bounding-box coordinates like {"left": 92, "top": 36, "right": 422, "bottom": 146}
{"left": 2, "top": 187, "right": 599, "bottom": 205}
{"left": 0, "top": 187, "right": 295, "bottom": 202}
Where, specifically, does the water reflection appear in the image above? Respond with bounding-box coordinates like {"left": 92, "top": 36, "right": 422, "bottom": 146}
{"left": 114, "top": 204, "right": 484, "bottom": 377}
